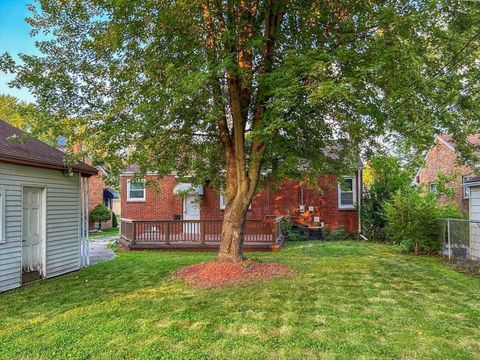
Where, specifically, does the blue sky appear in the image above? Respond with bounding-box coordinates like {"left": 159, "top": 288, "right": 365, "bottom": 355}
{"left": 0, "top": 0, "right": 40, "bottom": 103}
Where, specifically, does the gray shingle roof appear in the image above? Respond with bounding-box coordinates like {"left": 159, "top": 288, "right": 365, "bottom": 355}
{"left": 0, "top": 119, "right": 97, "bottom": 176}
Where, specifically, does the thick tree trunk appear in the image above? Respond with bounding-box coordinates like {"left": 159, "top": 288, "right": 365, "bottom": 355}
{"left": 218, "top": 197, "right": 250, "bottom": 262}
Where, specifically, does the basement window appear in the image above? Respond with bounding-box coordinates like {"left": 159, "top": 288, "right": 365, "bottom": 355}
{"left": 127, "top": 180, "right": 146, "bottom": 201}
{"left": 338, "top": 176, "right": 356, "bottom": 210}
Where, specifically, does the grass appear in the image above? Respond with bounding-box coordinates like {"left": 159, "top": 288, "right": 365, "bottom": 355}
{"left": 89, "top": 227, "right": 119, "bottom": 239}
{"left": 1, "top": 241, "right": 479, "bottom": 360}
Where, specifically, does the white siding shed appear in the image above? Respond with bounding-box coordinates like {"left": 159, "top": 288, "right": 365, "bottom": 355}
{"left": 0, "top": 120, "right": 96, "bottom": 292}
{"left": 468, "top": 186, "right": 480, "bottom": 260}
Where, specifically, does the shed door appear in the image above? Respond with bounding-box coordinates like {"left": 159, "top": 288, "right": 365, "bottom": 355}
{"left": 22, "top": 187, "right": 45, "bottom": 274}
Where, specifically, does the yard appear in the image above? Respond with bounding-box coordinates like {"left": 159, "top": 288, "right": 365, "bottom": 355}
{"left": 1, "top": 241, "right": 479, "bottom": 360}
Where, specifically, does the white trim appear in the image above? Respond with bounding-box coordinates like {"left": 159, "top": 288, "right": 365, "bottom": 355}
{"left": 338, "top": 176, "right": 356, "bottom": 210}
{"left": 219, "top": 194, "right": 252, "bottom": 210}
{"left": 127, "top": 179, "right": 146, "bottom": 202}
{"left": 462, "top": 175, "right": 473, "bottom": 199}
{"left": 357, "top": 169, "right": 362, "bottom": 233}
{"left": 122, "top": 171, "right": 158, "bottom": 176}
{"left": 436, "top": 136, "right": 456, "bottom": 152}
{"left": 0, "top": 189, "right": 5, "bottom": 243}
{"left": 219, "top": 194, "right": 226, "bottom": 210}
{"left": 463, "top": 181, "right": 480, "bottom": 188}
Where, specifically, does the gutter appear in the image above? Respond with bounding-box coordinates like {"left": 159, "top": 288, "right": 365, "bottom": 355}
{"left": 0, "top": 155, "right": 98, "bottom": 176}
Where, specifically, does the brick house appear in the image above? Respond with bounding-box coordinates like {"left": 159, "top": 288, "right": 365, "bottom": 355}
{"left": 414, "top": 134, "right": 480, "bottom": 213}
{"left": 121, "top": 165, "right": 362, "bottom": 234}
{"left": 79, "top": 156, "right": 119, "bottom": 230}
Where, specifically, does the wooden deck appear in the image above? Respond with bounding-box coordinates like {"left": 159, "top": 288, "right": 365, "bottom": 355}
{"left": 120, "top": 219, "right": 284, "bottom": 252}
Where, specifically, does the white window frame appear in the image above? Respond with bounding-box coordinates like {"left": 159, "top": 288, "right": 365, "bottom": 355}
{"left": 429, "top": 182, "right": 437, "bottom": 194}
{"left": 219, "top": 194, "right": 227, "bottom": 210}
{"left": 463, "top": 175, "right": 473, "bottom": 199}
{"left": 127, "top": 180, "right": 146, "bottom": 202}
{"left": 219, "top": 194, "right": 251, "bottom": 210}
{"left": 0, "top": 189, "right": 5, "bottom": 243}
{"left": 338, "top": 176, "right": 356, "bottom": 210}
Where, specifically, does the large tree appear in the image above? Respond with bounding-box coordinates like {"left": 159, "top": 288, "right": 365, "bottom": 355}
{"left": 1, "top": 0, "right": 479, "bottom": 261}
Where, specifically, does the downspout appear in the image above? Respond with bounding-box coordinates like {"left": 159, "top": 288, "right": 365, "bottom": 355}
{"left": 85, "top": 176, "right": 90, "bottom": 266}
{"left": 357, "top": 168, "right": 362, "bottom": 236}
{"left": 300, "top": 185, "right": 304, "bottom": 206}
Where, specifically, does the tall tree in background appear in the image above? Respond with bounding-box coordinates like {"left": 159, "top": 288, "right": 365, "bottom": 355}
{"left": 0, "top": 94, "right": 74, "bottom": 145}
{"left": 1, "top": 0, "right": 479, "bottom": 261}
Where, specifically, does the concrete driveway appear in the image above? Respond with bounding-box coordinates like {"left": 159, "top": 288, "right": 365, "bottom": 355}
{"left": 89, "top": 236, "right": 117, "bottom": 265}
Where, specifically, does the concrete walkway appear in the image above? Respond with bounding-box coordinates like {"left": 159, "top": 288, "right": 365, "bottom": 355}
{"left": 89, "top": 236, "right": 118, "bottom": 265}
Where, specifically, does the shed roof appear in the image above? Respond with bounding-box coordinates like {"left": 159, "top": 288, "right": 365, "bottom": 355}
{"left": 0, "top": 119, "right": 97, "bottom": 176}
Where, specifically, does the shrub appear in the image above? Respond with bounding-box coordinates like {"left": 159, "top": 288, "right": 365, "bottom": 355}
{"left": 361, "top": 155, "right": 412, "bottom": 241}
{"left": 90, "top": 204, "right": 111, "bottom": 231}
{"left": 281, "top": 220, "right": 308, "bottom": 242}
{"left": 323, "top": 228, "right": 351, "bottom": 241}
{"left": 112, "top": 211, "right": 118, "bottom": 228}
{"left": 385, "top": 187, "right": 462, "bottom": 255}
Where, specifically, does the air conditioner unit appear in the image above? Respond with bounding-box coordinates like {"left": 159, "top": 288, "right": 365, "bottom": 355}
{"left": 299, "top": 205, "right": 305, "bottom": 212}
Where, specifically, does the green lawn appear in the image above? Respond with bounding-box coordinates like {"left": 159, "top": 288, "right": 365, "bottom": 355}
{"left": 1, "top": 242, "right": 479, "bottom": 360}
{"left": 89, "top": 227, "right": 119, "bottom": 239}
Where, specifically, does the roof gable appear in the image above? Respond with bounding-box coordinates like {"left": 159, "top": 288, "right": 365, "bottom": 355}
{"left": 0, "top": 119, "right": 97, "bottom": 176}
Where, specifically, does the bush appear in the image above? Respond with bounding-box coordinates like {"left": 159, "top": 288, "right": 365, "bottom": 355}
{"left": 90, "top": 204, "right": 111, "bottom": 230}
{"left": 361, "top": 155, "right": 412, "bottom": 241}
{"left": 323, "top": 228, "right": 351, "bottom": 241}
{"left": 385, "top": 187, "right": 462, "bottom": 255}
{"left": 112, "top": 211, "right": 118, "bottom": 228}
{"left": 281, "top": 220, "right": 308, "bottom": 242}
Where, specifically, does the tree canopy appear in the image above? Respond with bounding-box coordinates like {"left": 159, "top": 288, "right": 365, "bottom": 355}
{"left": 1, "top": 0, "right": 479, "bottom": 259}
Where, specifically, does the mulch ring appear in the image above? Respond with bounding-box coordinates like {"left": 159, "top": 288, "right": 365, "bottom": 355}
{"left": 175, "top": 260, "right": 294, "bottom": 288}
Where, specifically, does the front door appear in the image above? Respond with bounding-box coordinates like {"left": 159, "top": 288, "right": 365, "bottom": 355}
{"left": 22, "top": 187, "right": 44, "bottom": 275}
{"left": 183, "top": 195, "right": 200, "bottom": 234}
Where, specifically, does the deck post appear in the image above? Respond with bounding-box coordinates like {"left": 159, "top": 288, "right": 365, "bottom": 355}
{"left": 132, "top": 221, "right": 136, "bottom": 245}
{"left": 165, "top": 222, "right": 170, "bottom": 245}
{"left": 200, "top": 221, "right": 206, "bottom": 244}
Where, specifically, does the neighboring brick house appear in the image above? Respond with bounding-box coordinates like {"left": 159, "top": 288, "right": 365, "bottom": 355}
{"left": 121, "top": 165, "right": 362, "bottom": 234}
{"left": 414, "top": 134, "right": 480, "bottom": 213}
{"left": 79, "top": 156, "right": 119, "bottom": 230}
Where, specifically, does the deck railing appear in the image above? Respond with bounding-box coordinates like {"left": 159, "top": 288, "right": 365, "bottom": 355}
{"left": 120, "top": 218, "right": 281, "bottom": 245}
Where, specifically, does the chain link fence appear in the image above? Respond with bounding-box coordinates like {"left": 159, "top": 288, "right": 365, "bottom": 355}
{"left": 438, "top": 218, "right": 480, "bottom": 260}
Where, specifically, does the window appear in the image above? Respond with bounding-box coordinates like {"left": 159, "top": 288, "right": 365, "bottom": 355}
{"left": 219, "top": 194, "right": 251, "bottom": 210}
{"left": 127, "top": 181, "right": 146, "bottom": 201}
{"left": 338, "top": 176, "right": 356, "bottom": 209}
{"left": 0, "top": 189, "right": 5, "bottom": 243}
{"left": 219, "top": 194, "right": 227, "bottom": 210}
{"left": 429, "top": 182, "right": 437, "bottom": 194}
{"left": 463, "top": 175, "right": 473, "bottom": 199}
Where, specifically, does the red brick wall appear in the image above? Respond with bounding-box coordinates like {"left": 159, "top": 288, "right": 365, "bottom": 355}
{"left": 417, "top": 140, "right": 471, "bottom": 213}
{"left": 121, "top": 175, "right": 183, "bottom": 221}
{"left": 122, "top": 174, "right": 360, "bottom": 233}
{"left": 82, "top": 158, "right": 113, "bottom": 230}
